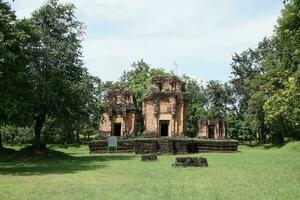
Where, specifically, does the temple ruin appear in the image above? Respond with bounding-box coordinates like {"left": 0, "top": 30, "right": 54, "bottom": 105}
{"left": 99, "top": 77, "right": 226, "bottom": 139}
{"left": 92, "top": 77, "right": 238, "bottom": 154}
{"left": 142, "top": 76, "right": 189, "bottom": 137}
{"left": 100, "top": 88, "right": 137, "bottom": 137}
{"left": 198, "top": 119, "right": 225, "bottom": 139}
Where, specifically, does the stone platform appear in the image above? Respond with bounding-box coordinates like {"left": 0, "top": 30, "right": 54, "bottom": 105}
{"left": 89, "top": 138, "right": 238, "bottom": 154}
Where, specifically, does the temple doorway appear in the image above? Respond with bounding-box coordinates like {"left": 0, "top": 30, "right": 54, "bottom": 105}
{"left": 208, "top": 125, "right": 215, "bottom": 139}
{"left": 160, "top": 120, "right": 169, "bottom": 137}
{"left": 114, "top": 123, "right": 121, "bottom": 136}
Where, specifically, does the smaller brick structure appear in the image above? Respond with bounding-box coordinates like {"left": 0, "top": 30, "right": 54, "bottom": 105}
{"left": 198, "top": 119, "right": 225, "bottom": 139}
{"left": 173, "top": 157, "right": 208, "bottom": 167}
{"left": 100, "top": 88, "right": 137, "bottom": 137}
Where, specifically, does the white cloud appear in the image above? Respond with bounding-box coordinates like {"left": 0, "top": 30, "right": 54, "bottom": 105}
{"left": 11, "top": 0, "right": 282, "bottom": 82}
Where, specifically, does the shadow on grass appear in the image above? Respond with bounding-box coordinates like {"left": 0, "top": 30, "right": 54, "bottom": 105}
{"left": 48, "top": 144, "right": 84, "bottom": 149}
{"left": 240, "top": 142, "right": 283, "bottom": 150}
{"left": 0, "top": 148, "right": 135, "bottom": 176}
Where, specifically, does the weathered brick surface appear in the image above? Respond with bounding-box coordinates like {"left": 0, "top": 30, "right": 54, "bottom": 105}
{"left": 89, "top": 139, "right": 239, "bottom": 154}
{"left": 89, "top": 139, "right": 135, "bottom": 153}
{"left": 100, "top": 88, "right": 137, "bottom": 137}
{"left": 171, "top": 139, "right": 194, "bottom": 154}
{"left": 157, "top": 138, "right": 174, "bottom": 154}
{"left": 193, "top": 139, "right": 238, "bottom": 152}
{"left": 143, "top": 76, "right": 188, "bottom": 137}
{"left": 135, "top": 139, "right": 158, "bottom": 154}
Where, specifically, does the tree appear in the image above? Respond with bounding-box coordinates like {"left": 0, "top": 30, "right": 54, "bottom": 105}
{"left": 264, "top": 72, "right": 300, "bottom": 143}
{"left": 28, "top": 0, "right": 86, "bottom": 149}
{"left": 229, "top": 0, "right": 300, "bottom": 144}
{"left": 225, "top": 111, "right": 241, "bottom": 140}
{"left": 204, "top": 80, "right": 234, "bottom": 119}
{"left": 230, "top": 34, "right": 285, "bottom": 143}
{"left": 230, "top": 38, "right": 273, "bottom": 119}
{"left": 239, "top": 119, "right": 255, "bottom": 144}
{"left": 261, "top": 0, "right": 300, "bottom": 144}
{"left": 182, "top": 75, "right": 207, "bottom": 137}
{"left": 247, "top": 91, "right": 268, "bottom": 142}
{"left": 65, "top": 74, "right": 104, "bottom": 144}
{"left": 0, "top": 1, "right": 34, "bottom": 148}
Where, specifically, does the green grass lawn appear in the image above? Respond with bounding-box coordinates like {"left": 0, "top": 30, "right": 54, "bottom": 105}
{"left": 1, "top": 142, "right": 300, "bottom": 200}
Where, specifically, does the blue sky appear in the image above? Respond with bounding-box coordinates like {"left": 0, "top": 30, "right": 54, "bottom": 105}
{"left": 11, "top": 0, "right": 283, "bottom": 82}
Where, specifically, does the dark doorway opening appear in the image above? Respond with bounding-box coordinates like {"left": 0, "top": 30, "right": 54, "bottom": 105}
{"left": 160, "top": 120, "right": 169, "bottom": 137}
{"left": 208, "top": 125, "right": 215, "bottom": 139}
{"left": 114, "top": 123, "right": 121, "bottom": 136}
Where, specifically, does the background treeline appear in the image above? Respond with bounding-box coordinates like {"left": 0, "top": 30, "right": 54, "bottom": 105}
{"left": 0, "top": 0, "right": 299, "bottom": 149}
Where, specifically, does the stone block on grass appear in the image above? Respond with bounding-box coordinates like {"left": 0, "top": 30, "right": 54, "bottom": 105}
{"left": 173, "top": 157, "right": 208, "bottom": 167}
{"left": 141, "top": 154, "right": 158, "bottom": 161}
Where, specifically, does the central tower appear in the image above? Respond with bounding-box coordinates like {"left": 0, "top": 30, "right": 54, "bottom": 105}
{"left": 142, "top": 76, "right": 188, "bottom": 137}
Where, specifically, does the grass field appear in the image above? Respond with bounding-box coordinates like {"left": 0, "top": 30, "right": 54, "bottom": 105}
{"left": 0, "top": 142, "right": 300, "bottom": 200}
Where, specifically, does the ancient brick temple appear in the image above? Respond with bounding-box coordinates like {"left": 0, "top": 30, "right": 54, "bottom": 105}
{"left": 142, "top": 76, "right": 189, "bottom": 137}
{"left": 198, "top": 119, "right": 225, "bottom": 139}
{"left": 100, "top": 88, "right": 137, "bottom": 137}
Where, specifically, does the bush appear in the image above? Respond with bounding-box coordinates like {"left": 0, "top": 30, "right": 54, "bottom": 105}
{"left": 0, "top": 125, "right": 34, "bottom": 144}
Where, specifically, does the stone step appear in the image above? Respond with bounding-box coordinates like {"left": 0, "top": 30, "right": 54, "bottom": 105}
{"left": 158, "top": 140, "right": 171, "bottom": 153}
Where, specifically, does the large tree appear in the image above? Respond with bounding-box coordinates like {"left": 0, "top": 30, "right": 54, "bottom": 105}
{"left": 204, "top": 80, "right": 234, "bottom": 119}
{"left": 182, "top": 75, "right": 207, "bottom": 137}
{"left": 28, "top": 0, "right": 86, "bottom": 149}
{"left": 229, "top": 0, "right": 300, "bottom": 144}
{"left": 263, "top": 0, "right": 300, "bottom": 143}
{"left": 230, "top": 38, "right": 273, "bottom": 119}
{"left": 40, "top": 73, "right": 104, "bottom": 145}
{"left": 0, "top": 1, "right": 34, "bottom": 148}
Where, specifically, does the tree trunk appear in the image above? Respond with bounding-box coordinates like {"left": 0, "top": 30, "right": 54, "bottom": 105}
{"left": 66, "top": 130, "right": 69, "bottom": 145}
{"left": 272, "top": 130, "right": 284, "bottom": 145}
{"left": 64, "top": 128, "right": 69, "bottom": 145}
{"left": 76, "top": 129, "right": 80, "bottom": 144}
{"left": 43, "top": 131, "right": 50, "bottom": 147}
{"left": 34, "top": 113, "right": 46, "bottom": 150}
{"left": 0, "top": 131, "right": 3, "bottom": 149}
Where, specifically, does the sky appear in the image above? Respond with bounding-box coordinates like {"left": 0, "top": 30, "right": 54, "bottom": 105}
{"left": 11, "top": 0, "right": 283, "bottom": 82}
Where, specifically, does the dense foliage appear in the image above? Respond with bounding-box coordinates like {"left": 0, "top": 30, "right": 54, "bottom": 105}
{"left": 229, "top": 0, "right": 300, "bottom": 144}
{"left": 0, "top": 0, "right": 102, "bottom": 148}
{"left": 0, "top": 0, "right": 34, "bottom": 147}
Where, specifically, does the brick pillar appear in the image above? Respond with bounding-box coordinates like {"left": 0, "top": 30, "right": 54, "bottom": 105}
{"left": 215, "top": 123, "right": 219, "bottom": 139}
{"left": 180, "top": 103, "right": 184, "bottom": 134}
{"left": 222, "top": 121, "right": 226, "bottom": 138}
{"left": 122, "top": 118, "right": 126, "bottom": 136}
{"left": 154, "top": 100, "right": 159, "bottom": 135}
{"left": 205, "top": 122, "right": 208, "bottom": 138}
{"left": 131, "top": 113, "right": 135, "bottom": 134}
